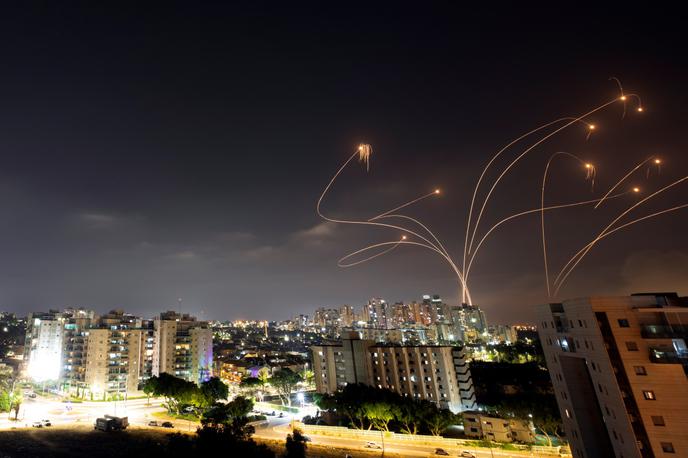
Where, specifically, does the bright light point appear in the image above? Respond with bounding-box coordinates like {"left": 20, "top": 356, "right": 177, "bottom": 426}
{"left": 358, "top": 145, "right": 363, "bottom": 150}
{"left": 654, "top": 158, "right": 661, "bottom": 164}
{"left": 401, "top": 235, "right": 407, "bottom": 240}
{"left": 620, "top": 95, "right": 627, "bottom": 101}
{"left": 588, "top": 124, "right": 596, "bottom": 130}
{"left": 637, "top": 106, "right": 644, "bottom": 112}
{"left": 434, "top": 189, "right": 441, "bottom": 194}
{"left": 585, "top": 163, "right": 592, "bottom": 169}
{"left": 633, "top": 187, "right": 640, "bottom": 193}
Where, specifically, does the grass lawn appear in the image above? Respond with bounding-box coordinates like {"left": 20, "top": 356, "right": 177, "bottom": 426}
{"left": 151, "top": 410, "right": 199, "bottom": 422}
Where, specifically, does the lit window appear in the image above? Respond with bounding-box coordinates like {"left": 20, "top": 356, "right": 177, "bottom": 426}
{"left": 643, "top": 391, "right": 656, "bottom": 400}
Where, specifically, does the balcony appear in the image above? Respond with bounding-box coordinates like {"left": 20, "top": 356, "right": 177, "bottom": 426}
{"left": 641, "top": 324, "right": 688, "bottom": 339}
{"left": 649, "top": 347, "right": 688, "bottom": 376}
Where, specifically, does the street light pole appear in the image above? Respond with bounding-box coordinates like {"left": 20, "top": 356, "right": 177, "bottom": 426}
{"left": 380, "top": 429, "right": 385, "bottom": 458}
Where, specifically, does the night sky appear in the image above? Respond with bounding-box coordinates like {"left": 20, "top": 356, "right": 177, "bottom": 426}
{"left": 1, "top": 3, "right": 687, "bottom": 323}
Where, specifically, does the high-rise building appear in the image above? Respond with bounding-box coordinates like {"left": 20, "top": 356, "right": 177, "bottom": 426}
{"left": 311, "top": 332, "right": 476, "bottom": 413}
{"left": 363, "top": 298, "right": 389, "bottom": 329}
{"left": 62, "top": 308, "right": 96, "bottom": 391}
{"left": 23, "top": 308, "right": 212, "bottom": 395}
{"left": 153, "top": 311, "right": 213, "bottom": 384}
{"left": 84, "top": 327, "right": 143, "bottom": 398}
{"left": 537, "top": 293, "right": 688, "bottom": 458}
{"left": 314, "top": 307, "right": 340, "bottom": 328}
{"left": 391, "top": 302, "right": 413, "bottom": 327}
{"left": 411, "top": 300, "right": 433, "bottom": 326}
{"left": 24, "top": 311, "right": 67, "bottom": 381}
{"left": 339, "top": 305, "right": 355, "bottom": 327}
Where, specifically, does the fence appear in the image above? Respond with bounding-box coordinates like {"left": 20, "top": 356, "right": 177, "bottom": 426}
{"left": 298, "top": 424, "right": 565, "bottom": 456}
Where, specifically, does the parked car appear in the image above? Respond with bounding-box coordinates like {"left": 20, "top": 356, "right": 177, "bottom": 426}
{"left": 459, "top": 452, "right": 477, "bottom": 458}
{"left": 32, "top": 422, "right": 43, "bottom": 428}
{"left": 364, "top": 441, "right": 382, "bottom": 449}
{"left": 161, "top": 421, "right": 174, "bottom": 428}
{"left": 148, "top": 421, "right": 159, "bottom": 427}
{"left": 41, "top": 419, "right": 51, "bottom": 427}
{"left": 433, "top": 448, "right": 450, "bottom": 456}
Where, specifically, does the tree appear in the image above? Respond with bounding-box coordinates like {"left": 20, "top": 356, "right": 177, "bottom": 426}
{"left": 285, "top": 428, "right": 308, "bottom": 458}
{"left": 363, "top": 401, "right": 396, "bottom": 431}
{"left": 0, "top": 366, "right": 21, "bottom": 419}
{"left": 426, "top": 407, "right": 458, "bottom": 436}
{"left": 396, "top": 399, "right": 421, "bottom": 435}
{"left": 269, "top": 368, "right": 301, "bottom": 407}
{"left": 239, "top": 376, "right": 263, "bottom": 398}
{"left": 142, "top": 377, "right": 158, "bottom": 405}
{"left": 199, "top": 377, "right": 229, "bottom": 407}
{"left": 149, "top": 373, "right": 200, "bottom": 414}
{"left": 300, "top": 369, "right": 314, "bottom": 388}
{"left": 257, "top": 367, "right": 271, "bottom": 386}
{"left": 531, "top": 413, "right": 562, "bottom": 447}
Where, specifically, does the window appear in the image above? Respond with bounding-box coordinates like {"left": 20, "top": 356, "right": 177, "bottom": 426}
{"left": 651, "top": 416, "right": 665, "bottom": 426}
{"left": 618, "top": 318, "right": 630, "bottom": 327}
{"left": 643, "top": 390, "right": 656, "bottom": 400}
{"left": 661, "top": 442, "right": 675, "bottom": 453}
{"left": 634, "top": 366, "right": 647, "bottom": 375}
{"left": 625, "top": 341, "right": 639, "bottom": 351}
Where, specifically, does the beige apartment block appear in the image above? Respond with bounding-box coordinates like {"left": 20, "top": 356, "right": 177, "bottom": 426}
{"left": 537, "top": 293, "right": 688, "bottom": 458}
{"left": 312, "top": 332, "right": 476, "bottom": 413}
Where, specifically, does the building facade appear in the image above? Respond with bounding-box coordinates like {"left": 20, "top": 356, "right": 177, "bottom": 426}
{"left": 537, "top": 293, "right": 688, "bottom": 458}
{"left": 152, "top": 311, "right": 213, "bottom": 384}
{"left": 23, "top": 308, "right": 213, "bottom": 396}
{"left": 311, "top": 332, "right": 476, "bottom": 413}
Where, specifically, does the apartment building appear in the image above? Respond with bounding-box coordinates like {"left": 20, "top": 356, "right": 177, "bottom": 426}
{"left": 463, "top": 411, "right": 535, "bottom": 443}
{"left": 152, "top": 311, "right": 213, "bottom": 384}
{"left": 84, "top": 328, "right": 143, "bottom": 397}
{"left": 24, "top": 311, "right": 67, "bottom": 381}
{"left": 23, "top": 308, "right": 213, "bottom": 395}
{"left": 311, "top": 332, "right": 476, "bottom": 413}
{"left": 537, "top": 293, "right": 688, "bottom": 458}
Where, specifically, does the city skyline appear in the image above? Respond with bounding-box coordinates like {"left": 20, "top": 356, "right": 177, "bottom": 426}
{"left": 1, "top": 4, "right": 687, "bottom": 324}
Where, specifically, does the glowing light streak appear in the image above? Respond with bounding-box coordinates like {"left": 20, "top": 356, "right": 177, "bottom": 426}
{"left": 553, "top": 174, "right": 688, "bottom": 296}
{"left": 540, "top": 152, "right": 595, "bottom": 298}
{"left": 594, "top": 156, "right": 658, "bottom": 209}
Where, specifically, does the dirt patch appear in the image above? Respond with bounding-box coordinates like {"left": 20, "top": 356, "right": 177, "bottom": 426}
{"left": 0, "top": 424, "right": 172, "bottom": 458}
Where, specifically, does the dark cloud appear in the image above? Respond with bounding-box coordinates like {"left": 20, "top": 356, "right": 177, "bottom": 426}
{"left": 0, "top": 4, "right": 686, "bottom": 321}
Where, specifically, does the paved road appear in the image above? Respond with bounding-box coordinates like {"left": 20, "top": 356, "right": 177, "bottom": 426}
{"left": 2, "top": 397, "right": 546, "bottom": 458}
{"left": 0, "top": 395, "right": 166, "bottom": 430}
{"left": 252, "top": 418, "right": 538, "bottom": 458}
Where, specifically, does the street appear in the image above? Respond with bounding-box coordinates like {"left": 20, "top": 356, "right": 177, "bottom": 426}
{"left": 1, "top": 396, "right": 547, "bottom": 458}
{"left": 252, "top": 417, "right": 541, "bottom": 458}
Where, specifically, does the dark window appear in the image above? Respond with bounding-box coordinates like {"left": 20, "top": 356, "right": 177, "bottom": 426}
{"left": 618, "top": 319, "right": 630, "bottom": 327}
{"left": 652, "top": 416, "right": 665, "bottom": 426}
{"left": 626, "top": 341, "right": 639, "bottom": 351}
{"left": 661, "top": 442, "right": 675, "bottom": 453}
{"left": 634, "top": 366, "right": 647, "bottom": 375}
{"left": 578, "top": 319, "right": 583, "bottom": 327}
{"left": 643, "top": 391, "right": 656, "bottom": 400}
